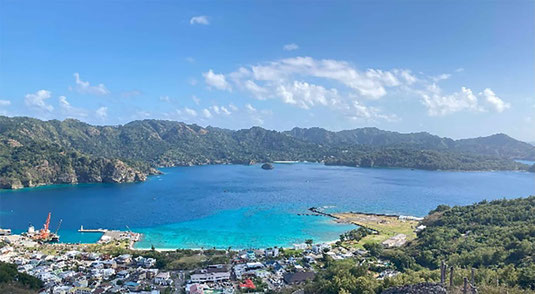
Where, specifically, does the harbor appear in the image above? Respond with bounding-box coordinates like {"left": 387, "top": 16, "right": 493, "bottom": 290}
{"left": 78, "top": 225, "right": 141, "bottom": 247}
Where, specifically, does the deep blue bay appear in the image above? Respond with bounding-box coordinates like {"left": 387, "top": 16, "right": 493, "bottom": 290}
{"left": 0, "top": 163, "right": 533, "bottom": 249}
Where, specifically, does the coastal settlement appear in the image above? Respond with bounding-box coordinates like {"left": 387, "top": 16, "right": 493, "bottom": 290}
{"left": 0, "top": 208, "right": 425, "bottom": 294}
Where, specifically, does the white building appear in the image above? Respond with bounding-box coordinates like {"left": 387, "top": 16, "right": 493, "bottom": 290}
{"left": 154, "top": 272, "right": 173, "bottom": 285}
{"left": 189, "top": 271, "right": 231, "bottom": 283}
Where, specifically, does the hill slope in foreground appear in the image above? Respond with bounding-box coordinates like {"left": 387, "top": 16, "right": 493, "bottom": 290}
{"left": 305, "top": 196, "right": 535, "bottom": 293}
{"left": 0, "top": 116, "right": 533, "bottom": 189}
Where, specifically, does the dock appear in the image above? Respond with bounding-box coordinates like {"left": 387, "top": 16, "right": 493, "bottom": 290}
{"left": 78, "top": 226, "right": 108, "bottom": 233}
{"left": 78, "top": 225, "right": 141, "bottom": 246}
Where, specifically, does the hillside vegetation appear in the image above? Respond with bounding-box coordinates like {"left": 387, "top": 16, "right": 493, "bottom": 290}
{"left": 406, "top": 197, "right": 535, "bottom": 288}
{"left": 0, "top": 262, "right": 43, "bottom": 293}
{"left": 303, "top": 196, "right": 535, "bottom": 293}
{"left": 0, "top": 116, "right": 532, "bottom": 189}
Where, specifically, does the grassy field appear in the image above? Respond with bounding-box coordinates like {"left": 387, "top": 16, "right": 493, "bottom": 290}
{"left": 333, "top": 213, "right": 419, "bottom": 248}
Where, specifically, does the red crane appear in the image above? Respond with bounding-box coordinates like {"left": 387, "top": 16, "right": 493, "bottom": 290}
{"left": 33, "top": 212, "right": 51, "bottom": 240}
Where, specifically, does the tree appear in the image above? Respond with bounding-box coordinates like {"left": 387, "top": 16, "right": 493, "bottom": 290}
{"left": 363, "top": 243, "right": 383, "bottom": 257}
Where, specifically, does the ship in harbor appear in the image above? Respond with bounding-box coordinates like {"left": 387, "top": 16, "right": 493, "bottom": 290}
{"left": 23, "top": 212, "right": 61, "bottom": 243}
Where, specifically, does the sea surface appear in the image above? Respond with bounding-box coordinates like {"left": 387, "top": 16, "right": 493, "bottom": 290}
{"left": 0, "top": 163, "right": 533, "bottom": 249}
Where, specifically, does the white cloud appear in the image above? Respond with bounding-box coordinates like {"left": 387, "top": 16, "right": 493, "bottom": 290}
{"left": 0, "top": 100, "right": 11, "bottom": 106}
{"left": 203, "top": 56, "right": 505, "bottom": 121}
{"left": 202, "top": 108, "right": 212, "bottom": 118}
{"left": 58, "top": 96, "right": 87, "bottom": 118}
{"left": 96, "top": 106, "right": 108, "bottom": 119}
{"left": 58, "top": 96, "right": 70, "bottom": 109}
{"left": 228, "top": 104, "right": 238, "bottom": 111}
{"left": 225, "top": 56, "right": 416, "bottom": 100}
{"left": 209, "top": 105, "right": 232, "bottom": 116}
{"left": 243, "top": 80, "right": 268, "bottom": 99}
{"left": 192, "top": 95, "right": 201, "bottom": 105}
{"left": 120, "top": 90, "right": 141, "bottom": 98}
{"left": 203, "top": 69, "right": 231, "bottom": 91}
{"left": 419, "top": 85, "right": 509, "bottom": 116}
{"left": 220, "top": 106, "right": 231, "bottom": 115}
{"left": 420, "top": 85, "right": 480, "bottom": 116}
{"left": 211, "top": 105, "right": 220, "bottom": 114}
{"left": 455, "top": 68, "right": 465, "bottom": 72}
{"left": 72, "top": 73, "right": 110, "bottom": 95}
{"left": 184, "top": 107, "right": 197, "bottom": 117}
{"left": 397, "top": 69, "right": 417, "bottom": 85}
{"left": 190, "top": 16, "right": 209, "bottom": 25}
{"left": 432, "top": 73, "right": 451, "bottom": 82}
{"left": 206, "top": 56, "right": 412, "bottom": 121}
{"left": 283, "top": 43, "right": 299, "bottom": 51}
{"left": 160, "top": 96, "right": 170, "bottom": 102}
{"left": 276, "top": 81, "right": 334, "bottom": 109}
{"left": 481, "top": 88, "right": 510, "bottom": 112}
{"left": 245, "top": 103, "right": 257, "bottom": 113}
{"left": 25, "top": 90, "right": 53, "bottom": 111}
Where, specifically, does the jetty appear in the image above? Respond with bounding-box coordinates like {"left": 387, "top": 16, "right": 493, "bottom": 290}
{"left": 78, "top": 225, "right": 141, "bottom": 247}
{"left": 78, "top": 226, "right": 107, "bottom": 233}
{"left": 307, "top": 207, "right": 422, "bottom": 248}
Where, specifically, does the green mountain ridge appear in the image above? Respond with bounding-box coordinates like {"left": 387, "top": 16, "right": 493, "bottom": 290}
{"left": 0, "top": 116, "right": 532, "bottom": 189}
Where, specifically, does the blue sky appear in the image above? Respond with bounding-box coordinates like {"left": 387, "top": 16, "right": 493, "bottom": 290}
{"left": 0, "top": 0, "right": 534, "bottom": 141}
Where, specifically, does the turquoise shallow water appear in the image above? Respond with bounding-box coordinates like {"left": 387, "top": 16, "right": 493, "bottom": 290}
{"left": 0, "top": 163, "right": 533, "bottom": 249}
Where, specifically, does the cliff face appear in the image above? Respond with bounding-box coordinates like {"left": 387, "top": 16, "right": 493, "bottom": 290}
{"left": 0, "top": 140, "right": 154, "bottom": 189}
{"left": 0, "top": 158, "right": 150, "bottom": 189}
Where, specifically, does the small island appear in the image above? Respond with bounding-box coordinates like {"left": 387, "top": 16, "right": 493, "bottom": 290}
{"left": 261, "top": 163, "right": 274, "bottom": 170}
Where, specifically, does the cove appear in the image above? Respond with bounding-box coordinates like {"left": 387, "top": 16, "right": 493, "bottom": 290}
{"left": 0, "top": 163, "right": 533, "bottom": 249}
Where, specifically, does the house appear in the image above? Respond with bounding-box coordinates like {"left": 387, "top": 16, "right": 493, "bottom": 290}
{"left": 102, "top": 260, "right": 117, "bottom": 269}
{"left": 187, "top": 283, "right": 208, "bottom": 294}
{"left": 73, "top": 277, "right": 88, "bottom": 288}
{"left": 246, "top": 262, "right": 264, "bottom": 270}
{"left": 311, "top": 243, "right": 330, "bottom": 254}
{"left": 206, "top": 264, "right": 229, "bottom": 273}
{"left": 116, "top": 254, "right": 132, "bottom": 264}
{"left": 69, "top": 287, "right": 92, "bottom": 294}
{"left": 265, "top": 247, "right": 279, "bottom": 258}
{"left": 135, "top": 256, "right": 156, "bottom": 268}
{"left": 283, "top": 272, "right": 316, "bottom": 284}
{"left": 378, "top": 269, "right": 400, "bottom": 280}
{"left": 125, "top": 281, "right": 140, "bottom": 291}
{"left": 273, "top": 262, "right": 285, "bottom": 275}
{"left": 415, "top": 225, "right": 426, "bottom": 233}
{"left": 117, "top": 270, "right": 129, "bottom": 279}
{"left": 154, "top": 272, "right": 172, "bottom": 285}
{"left": 189, "top": 271, "right": 231, "bottom": 283}
{"left": 293, "top": 243, "right": 308, "bottom": 250}
{"left": 52, "top": 285, "right": 72, "bottom": 294}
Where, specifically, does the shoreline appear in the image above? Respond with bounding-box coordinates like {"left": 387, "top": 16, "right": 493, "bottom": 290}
{"left": 5, "top": 208, "right": 425, "bottom": 251}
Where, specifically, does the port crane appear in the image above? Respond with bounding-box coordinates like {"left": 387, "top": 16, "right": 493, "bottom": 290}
{"left": 33, "top": 212, "right": 51, "bottom": 240}
{"left": 54, "top": 219, "right": 63, "bottom": 236}
{"left": 31, "top": 212, "right": 60, "bottom": 242}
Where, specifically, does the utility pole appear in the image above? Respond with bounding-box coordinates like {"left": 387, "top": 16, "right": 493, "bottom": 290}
{"left": 449, "top": 266, "right": 454, "bottom": 287}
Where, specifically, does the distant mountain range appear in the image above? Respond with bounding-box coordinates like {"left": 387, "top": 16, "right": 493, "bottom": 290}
{"left": 285, "top": 127, "right": 535, "bottom": 160}
{"left": 0, "top": 116, "right": 533, "bottom": 189}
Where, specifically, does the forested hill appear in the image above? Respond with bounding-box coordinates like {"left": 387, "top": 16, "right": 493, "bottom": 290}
{"left": 286, "top": 127, "right": 535, "bottom": 160}
{"left": 0, "top": 116, "right": 532, "bottom": 189}
{"left": 402, "top": 196, "right": 535, "bottom": 289}
{"left": 304, "top": 196, "right": 535, "bottom": 293}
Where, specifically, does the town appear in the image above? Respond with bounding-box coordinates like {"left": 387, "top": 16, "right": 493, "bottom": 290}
{"left": 3, "top": 201, "right": 529, "bottom": 294}
{"left": 1, "top": 234, "right": 405, "bottom": 294}
{"left": 0, "top": 211, "right": 420, "bottom": 294}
